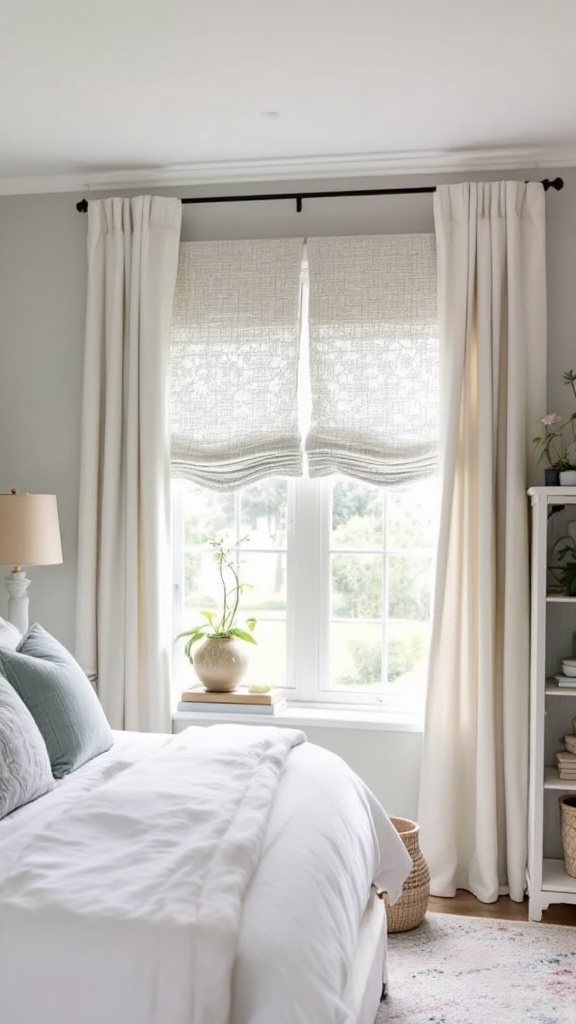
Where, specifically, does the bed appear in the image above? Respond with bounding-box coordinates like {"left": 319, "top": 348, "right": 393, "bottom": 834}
{"left": 0, "top": 624, "right": 412, "bottom": 1024}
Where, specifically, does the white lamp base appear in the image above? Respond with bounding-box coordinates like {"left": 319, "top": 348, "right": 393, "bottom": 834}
{"left": 5, "top": 570, "right": 30, "bottom": 635}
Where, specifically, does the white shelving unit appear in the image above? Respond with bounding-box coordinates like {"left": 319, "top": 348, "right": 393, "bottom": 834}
{"left": 528, "top": 487, "right": 576, "bottom": 921}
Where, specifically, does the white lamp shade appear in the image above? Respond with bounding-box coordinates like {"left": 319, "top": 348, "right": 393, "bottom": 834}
{"left": 0, "top": 492, "right": 63, "bottom": 567}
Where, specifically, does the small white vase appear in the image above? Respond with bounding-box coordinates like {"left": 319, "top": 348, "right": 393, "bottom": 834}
{"left": 191, "top": 636, "right": 249, "bottom": 692}
{"left": 559, "top": 470, "right": 576, "bottom": 486}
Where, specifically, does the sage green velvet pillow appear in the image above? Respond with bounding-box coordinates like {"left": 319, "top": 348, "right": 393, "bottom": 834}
{"left": 0, "top": 624, "right": 113, "bottom": 778}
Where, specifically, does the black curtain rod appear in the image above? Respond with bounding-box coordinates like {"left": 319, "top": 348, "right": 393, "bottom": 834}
{"left": 75, "top": 177, "right": 564, "bottom": 214}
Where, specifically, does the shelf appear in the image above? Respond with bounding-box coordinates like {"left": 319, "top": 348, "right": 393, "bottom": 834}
{"left": 542, "top": 858, "right": 576, "bottom": 894}
{"left": 528, "top": 490, "right": 576, "bottom": 915}
{"left": 528, "top": 487, "right": 576, "bottom": 498}
{"left": 543, "top": 766, "right": 576, "bottom": 790}
{"left": 545, "top": 679, "right": 576, "bottom": 695}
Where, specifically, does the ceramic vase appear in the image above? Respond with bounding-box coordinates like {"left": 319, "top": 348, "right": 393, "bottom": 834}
{"left": 191, "top": 636, "right": 249, "bottom": 692}
{"left": 560, "top": 470, "right": 576, "bottom": 486}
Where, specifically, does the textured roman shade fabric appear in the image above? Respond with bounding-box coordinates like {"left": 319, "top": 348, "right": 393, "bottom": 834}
{"left": 170, "top": 238, "right": 305, "bottom": 490}
{"left": 306, "top": 235, "right": 439, "bottom": 484}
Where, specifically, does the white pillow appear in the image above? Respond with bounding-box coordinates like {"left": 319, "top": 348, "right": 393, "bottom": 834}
{"left": 0, "top": 615, "right": 22, "bottom": 650}
{"left": 0, "top": 674, "right": 54, "bottom": 818}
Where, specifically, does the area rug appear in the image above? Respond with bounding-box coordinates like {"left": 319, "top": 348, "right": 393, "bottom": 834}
{"left": 376, "top": 912, "right": 576, "bottom": 1024}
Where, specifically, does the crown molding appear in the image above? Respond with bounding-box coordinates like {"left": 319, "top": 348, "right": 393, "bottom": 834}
{"left": 1, "top": 145, "right": 575, "bottom": 197}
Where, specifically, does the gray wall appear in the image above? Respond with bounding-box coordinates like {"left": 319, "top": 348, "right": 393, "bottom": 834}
{"left": 1, "top": 166, "right": 575, "bottom": 814}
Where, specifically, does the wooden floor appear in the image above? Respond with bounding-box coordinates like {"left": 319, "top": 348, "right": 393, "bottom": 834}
{"left": 429, "top": 890, "right": 576, "bottom": 926}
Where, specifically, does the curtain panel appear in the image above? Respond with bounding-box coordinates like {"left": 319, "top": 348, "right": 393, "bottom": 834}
{"left": 418, "top": 181, "right": 547, "bottom": 903}
{"left": 306, "top": 235, "right": 439, "bottom": 484}
{"left": 76, "top": 196, "right": 182, "bottom": 732}
{"left": 170, "top": 239, "right": 304, "bottom": 491}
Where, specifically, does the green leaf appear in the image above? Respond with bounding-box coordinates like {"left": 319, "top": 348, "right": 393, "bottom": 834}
{"left": 200, "top": 610, "right": 216, "bottom": 623}
{"left": 246, "top": 618, "right": 257, "bottom": 632}
{"left": 229, "top": 627, "right": 258, "bottom": 645}
{"left": 175, "top": 627, "right": 206, "bottom": 641}
{"left": 183, "top": 629, "right": 211, "bottom": 659}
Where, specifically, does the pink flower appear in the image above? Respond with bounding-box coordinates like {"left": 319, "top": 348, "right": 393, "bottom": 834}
{"left": 541, "top": 413, "right": 560, "bottom": 426}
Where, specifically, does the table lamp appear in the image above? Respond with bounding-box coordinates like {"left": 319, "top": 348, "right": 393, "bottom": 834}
{"left": 0, "top": 490, "right": 63, "bottom": 634}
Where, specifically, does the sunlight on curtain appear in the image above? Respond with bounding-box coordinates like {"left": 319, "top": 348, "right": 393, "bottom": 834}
{"left": 419, "top": 181, "right": 547, "bottom": 902}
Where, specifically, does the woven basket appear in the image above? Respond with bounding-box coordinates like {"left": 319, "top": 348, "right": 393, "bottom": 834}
{"left": 560, "top": 795, "right": 576, "bottom": 878}
{"left": 386, "top": 816, "right": 430, "bottom": 933}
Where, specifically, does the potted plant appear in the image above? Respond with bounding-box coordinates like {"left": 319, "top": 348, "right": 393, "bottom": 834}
{"left": 176, "top": 536, "right": 257, "bottom": 692}
{"left": 533, "top": 369, "right": 576, "bottom": 484}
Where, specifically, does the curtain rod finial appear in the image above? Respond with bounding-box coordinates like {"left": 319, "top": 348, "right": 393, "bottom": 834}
{"left": 76, "top": 198, "right": 88, "bottom": 213}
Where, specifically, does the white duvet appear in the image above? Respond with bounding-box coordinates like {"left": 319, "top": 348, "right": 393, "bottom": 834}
{"left": 0, "top": 727, "right": 411, "bottom": 1024}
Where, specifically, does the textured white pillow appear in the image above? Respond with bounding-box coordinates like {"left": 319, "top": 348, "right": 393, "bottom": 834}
{"left": 0, "top": 674, "right": 54, "bottom": 818}
{"left": 0, "top": 615, "right": 22, "bottom": 650}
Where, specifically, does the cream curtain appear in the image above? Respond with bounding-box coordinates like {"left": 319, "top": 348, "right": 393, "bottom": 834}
{"left": 76, "top": 196, "right": 182, "bottom": 731}
{"left": 418, "top": 182, "right": 546, "bottom": 902}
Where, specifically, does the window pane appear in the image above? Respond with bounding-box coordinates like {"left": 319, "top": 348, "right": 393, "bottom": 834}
{"left": 387, "top": 477, "right": 438, "bottom": 549}
{"left": 240, "top": 552, "right": 286, "bottom": 616}
{"left": 325, "top": 474, "right": 436, "bottom": 707}
{"left": 183, "top": 483, "right": 235, "bottom": 543}
{"left": 331, "top": 479, "right": 382, "bottom": 547}
{"left": 185, "top": 549, "right": 222, "bottom": 612}
{"left": 240, "top": 479, "right": 288, "bottom": 549}
{"left": 245, "top": 620, "right": 286, "bottom": 689}
{"left": 329, "top": 622, "right": 382, "bottom": 691}
{"left": 386, "top": 618, "right": 430, "bottom": 698}
{"left": 331, "top": 553, "right": 382, "bottom": 619}
{"left": 238, "top": 550, "right": 287, "bottom": 686}
{"left": 388, "top": 555, "right": 433, "bottom": 621}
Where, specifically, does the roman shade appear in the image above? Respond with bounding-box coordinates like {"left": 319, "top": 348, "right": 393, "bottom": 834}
{"left": 170, "top": 238, "right": 305, "bottom": 491}
{"left": 305, "top": 235, "right": 439, "bottom": 484}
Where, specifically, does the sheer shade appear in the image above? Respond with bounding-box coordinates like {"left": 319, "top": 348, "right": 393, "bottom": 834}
{"left": 170, "top": 238, "right": 305, "bottom": 490}
{"left": 306, "top": 235, "right": 439, "bottom": 484}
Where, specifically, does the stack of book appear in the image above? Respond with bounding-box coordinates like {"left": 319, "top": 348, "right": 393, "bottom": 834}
{"left": 554, "top": 674, "right": 576, "bottom": 689}
{"left": 556, "top": 749, "right": 576, "bottom": 780}
{"left": 177, "top": 687, "right": 287, "bottom": 715}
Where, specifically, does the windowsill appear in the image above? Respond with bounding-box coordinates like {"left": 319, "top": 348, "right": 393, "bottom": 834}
{"left": 172, "top": 703, "right": 424, "bottom": 732}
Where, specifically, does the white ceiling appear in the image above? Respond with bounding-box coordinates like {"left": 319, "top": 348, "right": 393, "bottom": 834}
{"left": 2, "top": 0, "right": 576, "bottom": 194}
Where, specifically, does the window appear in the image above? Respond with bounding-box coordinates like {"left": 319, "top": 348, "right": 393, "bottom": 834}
{"left": 172, "top": 473, "right": 437, "bottom": 713}
{"left": 170, "top": 233, "right": 439, "bottom": 714}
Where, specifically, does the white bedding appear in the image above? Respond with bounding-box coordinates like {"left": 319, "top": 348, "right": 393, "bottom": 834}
{"left": 0, "top": 727, "right": 411, "bottom": 1024}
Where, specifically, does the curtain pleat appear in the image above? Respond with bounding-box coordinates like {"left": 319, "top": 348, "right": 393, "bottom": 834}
{"left": 75, "top": 196, "right": 182, "bottom": 731}
{"left": 418, "top": 182, "right": 547, "bottom": 902}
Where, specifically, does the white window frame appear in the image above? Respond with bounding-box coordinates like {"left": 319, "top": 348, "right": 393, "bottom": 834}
{"left": 172, "top": 474, "right": 435, "bottom": 714}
